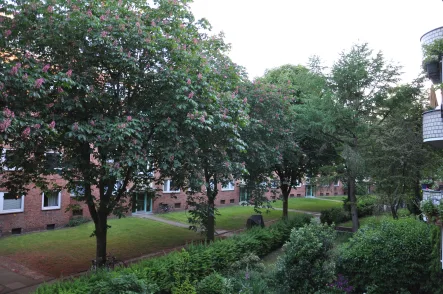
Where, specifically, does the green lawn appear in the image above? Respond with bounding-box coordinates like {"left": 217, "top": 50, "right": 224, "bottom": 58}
{"left": 317, "top": 195, "right": 347, "bottom": 201}
{"left": 339, "top": 214, "right": 390, "bottom": 228}
{"left": 272, "top": 197, "right": 342, "bottom": 212}
{"left": 0, "top": 217, "right": 201, "bottom": 277}
{"left": 158, "top": 205, "right": 299, "bottom": 230}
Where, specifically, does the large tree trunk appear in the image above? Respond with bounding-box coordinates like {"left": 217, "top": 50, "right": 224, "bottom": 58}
{"left": 282, "top": 191, "right": 289, "bottom": 220}
{"left": 348, "top": 177, "right": 359, "bottom": 232}
{"left": 95, "top": 213, "right": 108, "bottom": 266}
{"left": 206, "top": 197, "right": 215, "bottom": 242}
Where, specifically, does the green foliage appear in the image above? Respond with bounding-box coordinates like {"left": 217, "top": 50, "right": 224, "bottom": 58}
{"left": 320, "top": 207, "right": 350, "bottom": 225}
{"left": 274, "top": 220, "right": 337, "bottom": 293}
{"left": 339, "top": 218, "right": 436, "bottom": 293}
{"left": 196, "top": 272, "right": 232, "bottom": 294}
{"left": 36, "top": 215, "right": 311, "bottom": 293}
{"left": 91, "top": 273, "right": 157, "bottom": 294}
{"left": 66, "top": 217, "right": 91, "bottom": 227}
{"left": 343, "top": 195, "right": 377, "bottom": 218}
{"left": 422, "top": 39, "right": 443, "bottom": 63}
{"left": 228, "top": 268, "right": 272, "bottom": 294}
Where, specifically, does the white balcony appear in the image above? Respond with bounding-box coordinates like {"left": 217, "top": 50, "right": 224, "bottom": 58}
{"left": 423, "top": 109, "right": 443, "bottom": 148}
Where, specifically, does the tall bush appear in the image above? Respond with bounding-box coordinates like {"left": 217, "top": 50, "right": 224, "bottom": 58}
{"left": 273, "top": 221, "right": 336, "bottom": 293}
{"left": 339, "top": 218, "right": 438, "bottom": 293}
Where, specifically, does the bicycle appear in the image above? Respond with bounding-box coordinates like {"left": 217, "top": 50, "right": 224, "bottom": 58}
{"left": 90, "top": 254, "right": 127, "bottom": 272}
{"left": 156, "top": 202, "right": 175, "bottom": 213}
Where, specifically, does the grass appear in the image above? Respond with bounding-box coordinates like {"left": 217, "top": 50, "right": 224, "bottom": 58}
{"left": 339, "top": 214, "right": 390, "bottom": 228}
{"left": 0, "top": 217, "right": 201, "bottom": 277}
{"left": 272, "top": 197, "right": 342, "bottom": 212}
{"left": 157, "top": 205, "right": 299, "bottom": 230}
{"left": 317, "top": 195, "right": 347, "bottom": 201}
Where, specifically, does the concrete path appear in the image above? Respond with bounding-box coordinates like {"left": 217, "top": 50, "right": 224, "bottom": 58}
{"left": 273, "top": 207, "right": 321, "bottom": 217}
{"left": 0, "top": 263, "right": 53, "bottom": 294}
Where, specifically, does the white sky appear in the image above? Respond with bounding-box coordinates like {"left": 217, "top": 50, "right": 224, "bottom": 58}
{"left": 190, "top": 0, "right": 443, "bottom": 83}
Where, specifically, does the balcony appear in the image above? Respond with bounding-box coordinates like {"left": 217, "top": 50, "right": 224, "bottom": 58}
{"left": 423, "top": 109, "right": 443, "bottom": 148}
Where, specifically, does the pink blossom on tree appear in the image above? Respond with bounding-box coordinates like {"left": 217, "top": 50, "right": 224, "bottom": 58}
{"left": 34, "top": 78, "right": 45, "bottom": 88}
{"left": 48, "top": 120, "right": 56, "bottom": 129}
{"left": 42, "top": 64, "right": 50, "bottom": 72}
{"left": 22, "top": 127, "right": 31, "bottom": 138}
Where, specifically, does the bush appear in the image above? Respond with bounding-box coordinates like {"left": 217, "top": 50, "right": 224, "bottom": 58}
{"left": 196, "top": 272, "right": 232, "bottom": 294}
{"left": 66, "top": 217, "right": 91, "bottom": 227}
{"left": 91, "top": 273, "right": 158, "bottom": 294}
{"left": 343, "top": 195, "right": 377, "bottom": 217}
{"left": 37, "top": 214, "right": 312, "bottom": 294}
{"left": 274, "top": 220, "right": 337, "bottom": 293}
{"left": 339, "top": 218, "right": 438, "bottom": 293}
{"left": 320, "top": 207, "right": 350, "bottom": 225}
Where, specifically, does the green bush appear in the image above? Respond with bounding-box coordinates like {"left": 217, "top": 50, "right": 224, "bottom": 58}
{"left": 343, "top": 195, "right": 377, "bottom": 217}
{"left": 36, "top": 214, "right": 311, "bottom": 294}
{"left": 274, "top": 220, "right": 337, "bottom": 293}
{"left": 320, "top": 207, "right": 350, "bottom": 225}
{"left": 196, "top": 272, "right": 232, "bottom": 294}
{"left": 66, "top": 217, "right": 91, "bottom": 227}
{"left": 91, "top": 273, "right": 158, "bottom": 294}
{"left": 339, "top": 218, "right": 438, "bottom": 293}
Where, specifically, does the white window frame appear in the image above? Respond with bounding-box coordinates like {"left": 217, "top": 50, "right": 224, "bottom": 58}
{"left": 45, "top": 150, "right": 63, "bottom": 171}
{"left": 70, "top": 183, "right": 85, "bottom": 198}
{"left": 2, "top": 149, "right": 17, "bottom": 171}
{"left": 163, "top": 179, "right": 180, "bottom": 193}
{"left": 0, "top": 192, "right": 24, "bottom": 214}
{"left": 221, "top": 181, "right": 235, "bottom": 191}
{"left": 334, "top": 180, "right": 340, "bottom": 187}
{"left": 41, "top": 191, "right": 62, "bottom": 210}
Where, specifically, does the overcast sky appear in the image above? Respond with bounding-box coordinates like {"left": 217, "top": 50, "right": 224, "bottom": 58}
{"left": 190, "top": 0, "right": 443, "bottom": 83}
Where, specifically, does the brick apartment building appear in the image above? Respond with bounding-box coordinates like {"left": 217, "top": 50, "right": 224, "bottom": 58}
{"left": 0, "top": 148, "right": 345, "bottom": 236}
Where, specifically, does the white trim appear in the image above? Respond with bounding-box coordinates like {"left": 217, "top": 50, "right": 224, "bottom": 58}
{"left": 163, "top": 179, "right": 180, "bottom": 193}
{"left": 44, "top": 150, "right": 62, "bottom": 171}
{"left": 1, "top": 149, "right": 16, "bottom": 171}
{"left": 334, "top": 180, "right": 340, "bottom": 187}
{"left": 221, "top": 182, "right": 235, "bottom": 191}
{"left": 424, "top": 137, "right": 443, "bottom": 142}
{"left": 0, "top": 192, "right": 24, "bottom": 214}
{"left": 42, "top": 191, "right": 61, "bottom": 210}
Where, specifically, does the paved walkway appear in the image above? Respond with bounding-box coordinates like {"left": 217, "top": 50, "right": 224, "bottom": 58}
{"left": 0, "top": 262, "right": 53, "bottom": 294}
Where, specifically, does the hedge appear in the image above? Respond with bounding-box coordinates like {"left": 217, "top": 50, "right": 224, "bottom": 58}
{"left": 35, "top": 214, "right": 312, "bottom": 294}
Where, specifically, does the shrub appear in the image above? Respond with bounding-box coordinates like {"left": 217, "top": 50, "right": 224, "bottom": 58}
{"left": 339, "top": 218, "right": 438, "bottom": 293}
{"left": 229, "top": 268, "right": 273, "bottom": 294}
{"left": 343, "top": 195, "right": 377, "bottom": 217}
{"left": 196, "top": 272, "right": 232, "bottom": 294}
{"left": 274, "top": 220, "right": 337, "bottom": 293}
{"left": 320, "top": 207, "right": 350, "bottom": 225}
{"left": 66, "top": 217, "right": 91, "bottom": 227}
{"left": 90, "top": 273, "right": 158, "bottom": 294}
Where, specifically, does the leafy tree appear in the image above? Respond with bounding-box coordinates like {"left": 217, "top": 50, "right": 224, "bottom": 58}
{"left": 240, "top": 65, "right": 335, "bottom": 219}
{"left": 0, "top": 0, "right": 231, "bottom": 264}
{"left": 366, "top": 81, "right": 431, "bottom": 219}
{"left": 165, "top": 40, "right": 247, "bottom": 241}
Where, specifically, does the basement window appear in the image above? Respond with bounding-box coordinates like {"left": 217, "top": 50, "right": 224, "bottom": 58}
{"left": 46, "top": 224, "right": 55, "bottom": 230}
{"left": 220, "top": 200, "right": 226, "bottom": 204}
{"left": 174, "top": 203, "right": 181, "bottom": 209}
{"left": 11, "top": 228, "right": 22, "bottom": 235}
{"left": 230, "top": 199, "right": 235, "bottom": 203}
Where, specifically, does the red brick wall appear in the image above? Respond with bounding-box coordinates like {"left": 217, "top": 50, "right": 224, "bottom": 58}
{"left": 0, "top": 175, "right": 91, "bottom": 236}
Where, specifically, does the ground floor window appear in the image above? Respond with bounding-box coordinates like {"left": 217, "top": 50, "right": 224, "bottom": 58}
{"left": 0, "top": 192, "right": 24, "bottom": 214}
{"left": 42, "top": 191, "right": 61, "bottom": 210}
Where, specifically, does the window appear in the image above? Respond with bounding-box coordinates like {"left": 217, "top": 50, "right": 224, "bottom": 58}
{"left": 334, "top": 180, "right": 340, "bottom": 187}
{"left": 0, "top": 192, "right": 24, "bottom": 214}
{"left": 271, "top": 181, "right": 279, "bottom": 189}
{"left": 230, "top": 199, "right": 235, "bottom": 203}
{"left": 174, "top": 203, "right": 181, "bottom": 209}
{"left": 45, "top": 151, "right": 62, "bottom": 171}
{"left": 1, "top": 149, "right": 18, "bottom": 171}
{"left": 221, "top": 181, "right": 235, "bottom": 191}
{"left": 294, "top": 181, "right": 302, "bottom": 188}
{"left": 220, "top": 199, "right": 226, "bottom": 204}
{"left": 70, "top": 183, "right": 85, "bottom": 198}
{"left": 104, "top": 180, "right": 124, "bottom": 196}
{"left": 163, "top": 180, "right": 180, "bottom": 193}
{"left": 42, "top": 191, "right": 61, "bottom": 210}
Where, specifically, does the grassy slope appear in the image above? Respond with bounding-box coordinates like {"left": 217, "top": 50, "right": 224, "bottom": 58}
{"left": 0, "top": 217, "right": 201, "bottom": 277}
{"left": 158, "top": 205, "right": 299, "bottom": 230}
{"left": 271, "top": 197, "right": 342, "bottom": 212}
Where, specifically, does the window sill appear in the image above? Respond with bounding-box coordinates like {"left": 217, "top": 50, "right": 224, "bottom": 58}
{"left": 163, "top": 191, "right": 180, "bottom": 194}
{"left": 42, "top": 207, "right": 61, "bottom": 211}
{"left": 221, "top": 189, "right": 235, "bottom": 191}
{"left": 0, "top": 210, "right": 24, "bottom": 215}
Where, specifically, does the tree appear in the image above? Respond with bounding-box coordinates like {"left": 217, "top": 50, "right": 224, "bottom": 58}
{"left": 324, "top": 44, "right": 401, "bottom": 231}
{"left": 162, "top": 36, "right": 247, "bottom": 242}
{"left": 0, "top": 0, "right": 228, "bottom": 264}
{"left": 240, "top": 65, "right": 335, "bottom": 219}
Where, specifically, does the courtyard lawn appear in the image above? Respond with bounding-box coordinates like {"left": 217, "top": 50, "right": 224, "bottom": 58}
{"left": 272, "top": 197, "right": 342, "bottom": 212}
{"left": 0, "top": 217, "right": 201, "bottom": 277}
{"left": 158, "top": 205, "right": 299, "bottom": 230}
{"left": 317, "top": 195, "right": 347, "bottom": 201}
{"left": 339, "top": 214, "right": 389, "bottom": 228}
